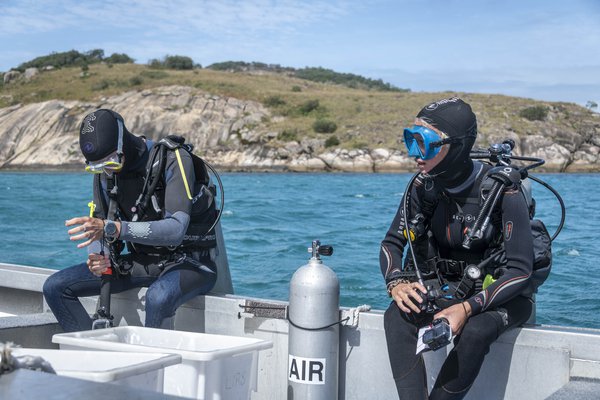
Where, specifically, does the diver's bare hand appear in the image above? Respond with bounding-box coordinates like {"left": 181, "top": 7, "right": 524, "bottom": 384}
{"left": 87, "top": 253, "right": 110, "bottom": 276}
{"left": 391, "top": 281, "right": 427, "bottom": 314}
{"left": 434, "top": 302, "right": 471, "bottom": 335}
{"left": 66, "top": 216, "right": 104, "bottom": 248}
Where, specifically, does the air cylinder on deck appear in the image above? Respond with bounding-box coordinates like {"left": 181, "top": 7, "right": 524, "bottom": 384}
{"left": 287, "top": 240, "right": 339, "bottom": 400}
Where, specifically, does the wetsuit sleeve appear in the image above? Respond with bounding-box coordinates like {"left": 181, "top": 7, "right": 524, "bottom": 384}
{"left": 467, "top": 188, "right": 533, "bottom": 315}
{"left": 120, "top": 149, "right": 195, "bottom": 246}
{"left": 380, "top": 176, "right": 428, "bottom": 284}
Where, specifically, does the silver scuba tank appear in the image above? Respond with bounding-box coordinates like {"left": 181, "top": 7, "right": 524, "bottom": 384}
{"left": 287, "top": 240, "right": 339, "bottom": 400}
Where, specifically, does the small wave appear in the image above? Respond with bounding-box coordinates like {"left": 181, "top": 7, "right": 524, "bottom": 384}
{"left": 221, "top": 210, "right": 234, "bottom": 216}
{"left": 355, "top": 194, "right": 365, "bottom": 198}
{"left": 567, "top": 249, "right": 580, "bottom": 257}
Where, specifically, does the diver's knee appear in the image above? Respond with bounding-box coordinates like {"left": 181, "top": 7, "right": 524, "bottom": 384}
{"left": 42, "top": 273, "right": 63, "bottom": 298}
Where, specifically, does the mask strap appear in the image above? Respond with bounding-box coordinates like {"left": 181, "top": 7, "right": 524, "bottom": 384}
{"left": 430, "top": 135, "right": 470, "bottom": 149}
{"left": 116, "top": 118, "right": 124, "bottom": 162}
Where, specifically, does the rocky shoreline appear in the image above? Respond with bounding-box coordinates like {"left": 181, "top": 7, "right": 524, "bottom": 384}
{"left": 0, "top": 86, "right": 598, "bottom": 173}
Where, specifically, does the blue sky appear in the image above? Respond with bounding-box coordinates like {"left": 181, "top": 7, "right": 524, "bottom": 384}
{"left": 1, "top": 0, "right": 599, "bottom": 106}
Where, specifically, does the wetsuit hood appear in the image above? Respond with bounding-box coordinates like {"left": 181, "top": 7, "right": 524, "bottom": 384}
{"left": 79, "top": 109, "right": 147, "bottom": 174}
{"left": 416, "top": 97, "right": 477, "bottom": 188}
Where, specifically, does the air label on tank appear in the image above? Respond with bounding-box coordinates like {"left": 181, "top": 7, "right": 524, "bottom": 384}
{"left": 288, "top": 355, "right": 326, "bottom": 384}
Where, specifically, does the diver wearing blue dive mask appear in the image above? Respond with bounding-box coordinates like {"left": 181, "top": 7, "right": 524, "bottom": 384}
{"left": 382, "top": 97, "right": 535, "bottom": 400}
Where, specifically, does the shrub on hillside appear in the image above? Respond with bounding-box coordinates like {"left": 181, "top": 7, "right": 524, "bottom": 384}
{"left": 105, "top": 53, "right": 135, "bottom": 64}
{"left": 129, "top": 76, "right": 143, "bottom": 86}
{"left": 278, "top": 129, "right": 298, "bottom": 142}
{"left": 264, "top": 95, "right": 286, "bottom": 107}
{"left": 148, "top": 58, "right": 163, "bottom": 69}
{"left": 325, "top": 135, "right": 340, "bottom": 147}
{"left": 313, "top": 119, "right": 337, "bottom": 133}
{"left": 291, "top": 85, "right": 302, "bottom": 92}
{"left": 519, "top": 105, "right": 548, "bottom": 121}
{"left": 299, "top": 99, "right": 320, "bottom": 115}
{"left": 164, "top": 55, "right": 195, "bottom": 70}
{"left": 148, "top": 55, "right": 196, "bottom": 70}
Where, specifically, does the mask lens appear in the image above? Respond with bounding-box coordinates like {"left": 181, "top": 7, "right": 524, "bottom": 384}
{"left": 85, "top": 152, "right": 122, "bottom": 174}
{"left": 403, "top": 126, "right": 443, "bottom": 160}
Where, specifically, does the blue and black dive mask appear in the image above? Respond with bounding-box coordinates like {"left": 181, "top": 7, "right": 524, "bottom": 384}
{"left": 403, "top": 125, "right": 451, "bottom": 160}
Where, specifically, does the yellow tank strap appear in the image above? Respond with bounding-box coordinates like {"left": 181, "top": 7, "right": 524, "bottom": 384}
{"left": 175, "top": 148, "right": 193, "bottom": 200}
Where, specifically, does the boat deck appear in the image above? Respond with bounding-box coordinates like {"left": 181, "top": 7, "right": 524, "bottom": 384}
{"left": 2, "top": 262, "right": 600, "bottom": 399}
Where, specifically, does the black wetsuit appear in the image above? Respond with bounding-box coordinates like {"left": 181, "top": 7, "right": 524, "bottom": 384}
{"left": 380, "top": 161, "right": 534, "bottom": 400}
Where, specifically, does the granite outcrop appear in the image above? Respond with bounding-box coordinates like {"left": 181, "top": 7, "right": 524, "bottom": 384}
{"left": 0, "top": 85, "right": 598, "bottom": 172}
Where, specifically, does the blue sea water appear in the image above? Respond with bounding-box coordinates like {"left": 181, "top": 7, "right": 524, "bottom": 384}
{"left": 0, "top": 172, "right": 598, "bottom": 329}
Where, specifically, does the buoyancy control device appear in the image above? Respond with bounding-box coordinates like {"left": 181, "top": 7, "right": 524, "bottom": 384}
{"left": 130, "top": 135, "right": 222, "bottom": 253}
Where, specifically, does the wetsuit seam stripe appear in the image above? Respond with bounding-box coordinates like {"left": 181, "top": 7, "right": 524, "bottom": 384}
{"left": 382, "top": 245, "right": 393, "bottom": 276}
{"left": 486, "top": 274, "right": 529, "bottom": 308}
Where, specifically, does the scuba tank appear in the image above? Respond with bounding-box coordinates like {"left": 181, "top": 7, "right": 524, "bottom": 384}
{"left": 288, "top": 240, "right": 339, "bottom": 399}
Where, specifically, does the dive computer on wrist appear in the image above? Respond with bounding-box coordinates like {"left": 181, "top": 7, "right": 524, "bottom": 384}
{"left": 104, "top": 219, "right": 119, "bottom": 243}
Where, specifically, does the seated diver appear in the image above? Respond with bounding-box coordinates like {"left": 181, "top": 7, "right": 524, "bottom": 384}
{"left": 380, "top": 97, "right": 535, "bottom": 399}
{"left": 43, "top": 109, "right": 218, "bottom": 331}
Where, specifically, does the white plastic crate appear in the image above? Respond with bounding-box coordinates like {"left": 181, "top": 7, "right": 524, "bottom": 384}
{"left": 10, "top": 348, "right": 181, "bottom": 392}
{"left": 53, "top": 326, "right": 273, "bottom": 400}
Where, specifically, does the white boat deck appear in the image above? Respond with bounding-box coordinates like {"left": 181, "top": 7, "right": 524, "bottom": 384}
{"left": 1, "top": 262, "right": 600, "bottom": 399}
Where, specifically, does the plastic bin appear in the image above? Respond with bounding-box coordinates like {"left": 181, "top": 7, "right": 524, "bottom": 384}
{"left": 10, "top": 348, "right": 181, "bottom": 392}
{"left": 53, "top": 326, "right": 273, "bottom": 400}
{"left": 0, "top": 311, "right": 15, "bottom": 317}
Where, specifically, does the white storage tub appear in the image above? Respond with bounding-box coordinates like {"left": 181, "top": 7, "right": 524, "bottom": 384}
{"left": 0, "top": 312, "right": 16, "bottom": 317}
{"left": 53, "top": 326, "right": 273, "bottom": 400}
{"left": 10, "top": 348, "right": 181, "bottom": 392}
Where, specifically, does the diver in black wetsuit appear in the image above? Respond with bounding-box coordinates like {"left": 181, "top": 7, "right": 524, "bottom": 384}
{"left": 43, "top": 109, "right": 218, "bottom": 331}
{"left": 381, "top": 97, "right": 534, "bottom": 400}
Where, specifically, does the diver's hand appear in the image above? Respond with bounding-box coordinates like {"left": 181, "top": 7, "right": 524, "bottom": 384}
{"left": 434, "top": 302, "right": 471, "bottom": 335}
{"left": 66, "top": 217, "right": 105, "bottom": 248}
{"left": 391, "top": 281, "right": 427, "bottom": 314}
{"left": 87, "top": 253, "right": 110, "bottom": 276}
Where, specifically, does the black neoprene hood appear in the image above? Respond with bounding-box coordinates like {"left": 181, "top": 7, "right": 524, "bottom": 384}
{"left": 79, "top": 109, "right": 124, "bottom": 162}
{"left": 79, "top": 109, "right": 147, "bottom": 173}
{"left": 416, "top": 97, "right": 478, "bottom": 187}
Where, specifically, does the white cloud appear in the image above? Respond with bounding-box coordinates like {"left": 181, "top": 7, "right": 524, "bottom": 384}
{"left": 0, "top": 0, "right": 353, "bottom": 37}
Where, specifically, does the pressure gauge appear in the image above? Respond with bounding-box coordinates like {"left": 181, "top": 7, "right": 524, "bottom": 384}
{"left": 465, "top": 264, "right": 482, "bottom": 280}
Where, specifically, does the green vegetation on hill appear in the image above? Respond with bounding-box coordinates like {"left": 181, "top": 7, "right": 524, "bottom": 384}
{"left": 208, "top": 61, "right": 293, "bottom": 73}
{"left": 15, "top": 49, "right": 134, "bottom": 71}
{"left": 148, "top": 55, "right": 198, "bottom": 70}
{"left": 0, "top": 60, "right": 594, "bottom": 153}
{"left": 13, "top": 51, "right": 403, "bottom": 92}
{"left": 207, "top": 61, "right": 407, "bottom": 92}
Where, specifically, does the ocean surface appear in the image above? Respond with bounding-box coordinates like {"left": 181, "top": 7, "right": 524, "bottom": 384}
{"left": 0, "top": 172, "right": 598, "bottom": 329}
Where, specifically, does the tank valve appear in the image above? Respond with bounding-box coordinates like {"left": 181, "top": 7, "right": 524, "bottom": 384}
{"left": 308, "top": 240, "right": 334, "bottom": 260}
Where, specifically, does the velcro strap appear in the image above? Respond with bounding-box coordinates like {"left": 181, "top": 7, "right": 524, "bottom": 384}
{"left": 436, "top": 259, "right": 466, "bottom": 275}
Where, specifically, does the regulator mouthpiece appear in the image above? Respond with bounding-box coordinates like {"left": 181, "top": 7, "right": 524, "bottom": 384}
{"left": 308, "top": 240, "right": 334, "bottom": 260}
